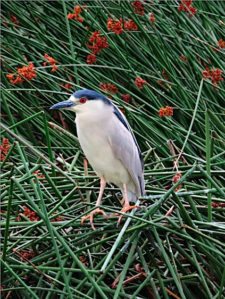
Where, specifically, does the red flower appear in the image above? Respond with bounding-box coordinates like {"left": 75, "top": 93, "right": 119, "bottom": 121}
{"left": 6, "top": 63, "right": 36, "bottom": 84}
{"left": 149, "top": 13, "right": 155, "bottom": 23}
{"left": 86, "top": 54, "right": 97, "bottom": 64}
{"left": 132, "top": 1, "right": 145, "bottom": 15}
{"left": 14, "top": 249, "right": 35, "bottom": 261}
{"left": 202, "top": 67, "right": 223, "bottom": 85}
{"left": 121, "top": 94, "right": 131, "bottom": 103}
{"left": 134, "top": 77, "right": 146, "bottom": 89}
{"left": 158, "top": 106, "right": 173, "bottom": 117}
{"left": 23, "top": 206, "right": 39, "bottom": 221}
{"left": 10, "top": 15, "right": 19, "bottom": 25}
{"left": 67, "top": 13, "right": 75, "bottom": 20}
{"left": 0, "top": 138, "right": 11, "bottom": 161}
{"left": 62, "top": 83, "right": 73, "bottom": 89}
{"left": 178, "top": 0, "right": 197, "bottom": 16}
{"left": 172, "top": 172, "right": 182, "bottom": 183}
{"left": 218, "top": 39, "right": 225, "bottom": 49}
{"left": 67, "top": 5, "right": 84, "bottom": 23}
{"left": 33, "top": 170, "right": 45, "bottom": 179}
{"left": 107, "top": 18, "right": 123, "bottom": 34}
{"left": 52, "top": 214, "right": 64, "bottom": 222}
{"left": 212, "top": 202, "right": 225, "bottom": 208}
{"left": 87, "top": 31, "right": 109, "bottom": 55}
{"left": 123, "top": 19, "right": 138, "bottom": 31}
{"left": 180, "top": 54, "right": 188, "bottom": 62}
{"left": 100, "top": 83, "right": 118, "bottom": 94}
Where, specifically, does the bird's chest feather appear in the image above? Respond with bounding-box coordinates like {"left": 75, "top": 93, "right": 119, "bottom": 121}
{"left": 75, "top": 113, "right": 129, "bottom": 183}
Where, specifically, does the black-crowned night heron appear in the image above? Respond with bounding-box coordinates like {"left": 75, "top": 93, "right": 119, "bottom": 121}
{"left": 50, "top": 89, "right": 145, "bottom": 229}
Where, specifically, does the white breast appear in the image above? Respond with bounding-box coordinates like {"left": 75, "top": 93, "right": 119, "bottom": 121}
{"left": 75, "top": 101, "right": 130, "bottom": 187}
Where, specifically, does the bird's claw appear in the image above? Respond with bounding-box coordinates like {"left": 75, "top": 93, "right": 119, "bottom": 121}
{"left": 117, "top": 205, "right": 140, "bottom": 225}
{"left": 81, "top": 208, "right": 107, "bottom": 230}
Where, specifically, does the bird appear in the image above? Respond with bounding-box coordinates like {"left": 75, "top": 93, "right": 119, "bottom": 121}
{"left": 50, "top": 89, "right": 145, "bottom": 229}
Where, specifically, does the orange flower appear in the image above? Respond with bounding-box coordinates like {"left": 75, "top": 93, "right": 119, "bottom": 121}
{"left": 132, "top": 1, "right": 145, "bottom": 15}
{"left": 17, "top": 63, "right": 36, "bottom": 80}
{"left": 149, "top": 13, "right": 155, "bottom": 23}
{"left": 134, "top": 77, "right": 146, "bottom": 89}
{"left": 43, "top": 54, "right": 58, "bottom": 72}
{"left": 178, "top": 0, "right": 197, "bottom": 16}
{"left": 100, "top": 83, "right": 118, "bottom": 94}
{"left": 0, "top": 138, "right": 11, "bottom": 161}
{"left": 86, "top": 54, "right": 97, "bottom": 64}
{"left": 6, "top": 63, "right": 36, "bottom": 84}
{"left": 202, "top": 67, "right": 223, "bottom": 85}
{"left": 44, "top": 53, "right": 56, "bottom": 65}
{"left": 158, "top": 106, "right": 173, "bottom": 117}
{"left": 107, "top": 18, "right": 123, "bottom": 34}
{"left": 218, "top": 39, "right": 225, "bottom": 49}
{"left": 67, "top": 5, "right": 84, "bottom": 22}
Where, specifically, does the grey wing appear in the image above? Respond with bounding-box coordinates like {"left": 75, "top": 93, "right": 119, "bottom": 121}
{"left": 108, "top": 111, "right": 145, "bottom": 197}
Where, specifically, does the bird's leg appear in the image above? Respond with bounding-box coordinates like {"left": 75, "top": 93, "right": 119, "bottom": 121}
{"left": 118, "top": 184, "right": 139, "bottom": 224}
{"left": 81, "top": 177, "right": 107, "bottom": 230}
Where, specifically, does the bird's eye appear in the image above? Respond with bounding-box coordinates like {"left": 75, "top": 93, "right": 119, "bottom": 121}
{"left": 79, "top": 97, "right": 87, "bottom": 104}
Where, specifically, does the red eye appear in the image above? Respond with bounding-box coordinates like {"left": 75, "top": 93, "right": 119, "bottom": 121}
{"left": 79, "top": 97, "right": 87, "bottom": 104}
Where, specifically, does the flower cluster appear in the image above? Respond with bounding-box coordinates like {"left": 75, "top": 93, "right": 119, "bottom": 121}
{"left": 107, "top": 18, "right": 123, "bottom": 34}
{"left": 6, "top": 63, "right": 36, "bottom": 84}
{"left": 121, "top": 94, "right": 132, "bottom": 103}
{"left": 107, "top": 18, "right": 138, "bottom": 34}
{"left": 158, "top": 106, "right": 173, "bottom": 117}
{"left": 218, "top": 39, "right": 225, "bottom": 49}
{"left": 180, "top": 54, "right": 188, "bottom": 62}
{"left": 43, "top": 53, "right": 58, "bottom": 72}
{"left": 51, "top": 213, "right": 64, "bottom": 222}
{"left": 10, "top": 15, "right": 19, "bottom": 25}
{"left": 172, "top": 172, "right": 182, "bottom": 183}
{"left": 67, "top": 5, "right": 84, "bottom": 23}
{"left": 124, "top": 19, "right": 138, "bottom": 31}
{"left": 23, "top": 206, "right": 40, "bottom": 221}
{"left": 61, "top": 83, "right": 73, "bottom": 90}
{"left": 178, "top": 0, "right": 197, "bottom": 16}
{"left": 100, "top": 83, "right": 118, "bottom": 94}
{"left": 14, "top": 249, "right": 36, "bottom": 261}
{"left": 33, "top": 170, "right": 45, "bottom": 179}
{"left": 172, "top": 172, "right": 182, "bottom": 191}
{"left": 86, "top": 31, "right": 109, "bottom": 64}
{"left": 0, "top": 138, "right": 11, "bottom": 161}
{"left": 211, "top": 202, "right": 225, "bottom": 208}
{"left": 86, "top": 54, "right": 97, "bottom": 64}
{"left": 202, "top": 67, "right": 223, "bottom": 85}
{"left": 134, "top": 77, "right": 146, "bottom": 89}
{"left": 132, "top": 1, "right": 145, "bottom": 15}
{"left": 149, "top": 13, "right": 155, "bottom": 23}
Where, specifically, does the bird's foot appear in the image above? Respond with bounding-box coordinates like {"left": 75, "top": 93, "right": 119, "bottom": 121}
{"left": 81, "top": 208, "right": 107, "bottom": 230}
{"left": 117, "top": 204, "right": 140, "bottom": 225}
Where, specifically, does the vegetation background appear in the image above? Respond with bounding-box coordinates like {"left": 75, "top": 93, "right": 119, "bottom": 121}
{"left": 1, "top": 0, "right": 225, "bottom": 298}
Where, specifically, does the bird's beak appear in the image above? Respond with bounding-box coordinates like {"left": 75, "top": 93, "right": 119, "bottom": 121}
{"left": 50, "top": 100, "right": 75, "bottom": 110}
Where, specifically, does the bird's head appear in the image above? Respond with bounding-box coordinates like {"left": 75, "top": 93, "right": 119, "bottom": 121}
{"left": 50, "top": 89, "right": 111, "bottom": 114}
